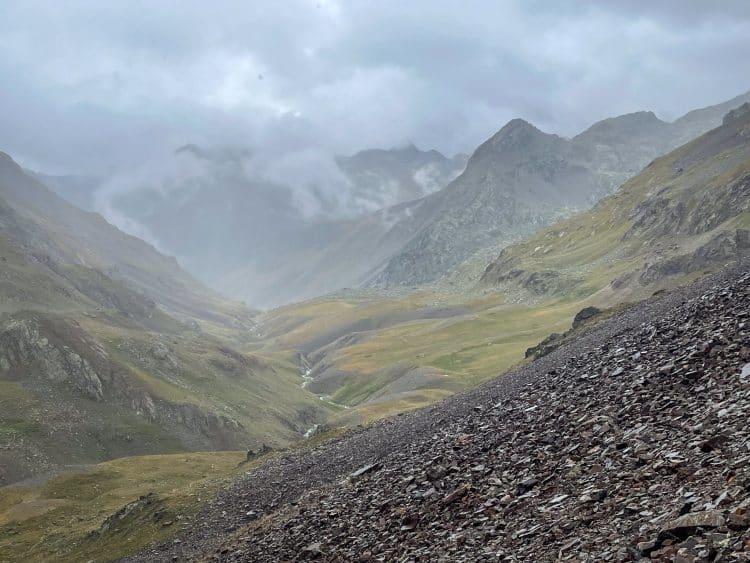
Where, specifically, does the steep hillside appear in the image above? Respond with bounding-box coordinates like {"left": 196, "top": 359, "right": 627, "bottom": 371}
{"left": 0, "top": 155, "right": 333, "bottom": 486}
{"left": 481, "top": 102, "right": 750, "bottom": 301}
{"left": 373, "top": 91, "right": 750, "bottom": 287}
{"left": 126, "top": 263, "right": 750, "bottom": 562}
{"left": 0, "top": 152, "right": 238, "bottom": 324}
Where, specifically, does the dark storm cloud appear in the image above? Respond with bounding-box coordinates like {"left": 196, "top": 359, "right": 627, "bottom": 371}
{"left": 0, "top": 0, "right": 748, "bottom": 175}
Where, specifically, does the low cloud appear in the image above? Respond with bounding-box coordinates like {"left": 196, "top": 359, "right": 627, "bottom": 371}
{"left": 0, "top": 1, "right": 748, "bottom": 201}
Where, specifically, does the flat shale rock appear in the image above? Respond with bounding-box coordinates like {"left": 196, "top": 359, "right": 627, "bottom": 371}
{"left": 662, "top": 511, "right": 726, "bottom": 534}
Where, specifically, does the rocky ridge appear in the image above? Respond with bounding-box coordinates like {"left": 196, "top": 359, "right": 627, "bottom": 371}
{"left": 481, "top": 100, "right": 750, "bottom": 300}
{"left": 371, "top": 92, "right": 750, "bottom": 289}
{"left": 126, "top": 261, "right": 750, "bottom": 562}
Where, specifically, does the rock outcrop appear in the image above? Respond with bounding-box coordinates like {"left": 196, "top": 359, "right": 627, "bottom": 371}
{"left": 0, "top": 314, "right": 111, "bottom": 401}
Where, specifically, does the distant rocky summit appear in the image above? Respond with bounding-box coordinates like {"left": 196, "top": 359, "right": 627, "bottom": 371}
{"left": 46, "top": 92, "right": 750, "bottom": 307}
{"left": 373, "top": 91, "right": 750, "bottom": 288}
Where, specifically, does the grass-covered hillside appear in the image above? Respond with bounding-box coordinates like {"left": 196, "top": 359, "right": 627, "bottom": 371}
{"left": 0, "top": 154, "right": 334, "bottom": 487}
{"left": 0, "top": 451, "right": 246, "bottom": 563}
{"left": 481, "top": 103, "right": 750, "bottom": 301}
{"left": 256, "top": 104, "right": 750, "bottom": 427}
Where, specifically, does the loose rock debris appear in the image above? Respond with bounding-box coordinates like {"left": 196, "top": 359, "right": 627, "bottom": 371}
{"left": 126, "top": 264, "right": 750, "bottom": 562}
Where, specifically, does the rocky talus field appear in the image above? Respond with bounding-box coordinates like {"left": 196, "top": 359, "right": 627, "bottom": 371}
{"left": 126, "top": 262, "right": 750, "bottom": 562}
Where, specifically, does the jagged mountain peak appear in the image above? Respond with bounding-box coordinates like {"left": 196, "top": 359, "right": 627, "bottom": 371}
{"left": 599, "top": 109, "right": 662, "bottom": 124}
{"left": 723, "top": 101, "right": 750, "bottom": 124}
{"left": 470, "top": 118, "right": 560, "bottom": 163}
{"left": 369, "top": 93, "right": 750, "bottom": 290}
{"left": 482, "top": 101, "right": 750, "bottom": 296}
{"left": 493, "top": 117, "right": 546, "bottom": 140}
{"left": 342, "top": 142, "right": 446, "bottom": 163}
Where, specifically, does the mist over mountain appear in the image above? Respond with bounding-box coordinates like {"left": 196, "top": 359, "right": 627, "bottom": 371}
{"left": 371, "top": 90, "right": 750, "bottom": 288}
{"left": 45, "top": 143, "right": 466, "bottom": 305}
{"left": 42, "top": 91, "right": 750, "bottom": 308}
{"left": 211, "top": 90, "right": 749, "bottom": 305}
{"left": 4, "top": 4, "right": 750, "bottom": 561}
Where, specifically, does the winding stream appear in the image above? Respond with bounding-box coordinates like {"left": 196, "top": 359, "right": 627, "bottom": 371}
{"left": 299, "top": 365, "right": 350, "bottom": 439}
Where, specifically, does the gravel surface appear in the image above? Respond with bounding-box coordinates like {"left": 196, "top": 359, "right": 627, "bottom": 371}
{"left": 125, "top": 262, "right": 750, "bottom": 562}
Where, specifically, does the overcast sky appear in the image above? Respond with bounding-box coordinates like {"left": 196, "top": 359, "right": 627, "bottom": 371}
{"left": 1, "top": 0, "right": 749, "bottom": 175}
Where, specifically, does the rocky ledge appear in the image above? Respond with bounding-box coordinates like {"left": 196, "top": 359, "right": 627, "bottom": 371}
{"left": 127, "top": 262, "right": 750, "bottom": 562}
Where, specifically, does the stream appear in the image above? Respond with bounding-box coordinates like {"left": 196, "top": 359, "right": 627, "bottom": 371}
{"left": 298, "top": 363, "right": 351, "bottom": 438}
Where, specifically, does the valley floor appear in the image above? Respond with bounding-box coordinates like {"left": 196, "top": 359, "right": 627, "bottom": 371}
{"left": 124, "top": 262, "right": 750, "bottom": 561}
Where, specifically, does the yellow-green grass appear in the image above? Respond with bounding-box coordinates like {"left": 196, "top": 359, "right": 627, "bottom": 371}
{"left": 340, "top": 301, "right": 573, "bottom": 372}
{"left": 0, "top": 382, "right": 41, "bottom": 455}
{"left": 254, "top": 271, "right": 610, "bottom": 421}
{"left": 309, "top": 300, "right": 565, "bottom": 421}
{"left": 82, "top": 316, "right": 334, "bottom": 446}
{"left": 0, "top": 451, "right": 247, "bottom": 563}
{"left": 259, "top": 290, "right": 454, "bottom": 352}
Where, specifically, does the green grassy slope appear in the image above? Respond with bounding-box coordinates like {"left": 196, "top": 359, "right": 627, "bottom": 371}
{"left": 481, "top": 103, "right": 750, "bottom": 302}
{"left": 0, "top": 157, "right": 334, "bottom": 487}
{"left": 256, "top": 106, "right": 750, "bottom": 426}
{"left": 0, "top": 451, "right": 247, "bottom": 563}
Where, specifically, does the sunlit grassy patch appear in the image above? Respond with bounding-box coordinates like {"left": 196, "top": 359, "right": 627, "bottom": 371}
{"left": 0, "top": 451, "right": 246, "bottom": 563}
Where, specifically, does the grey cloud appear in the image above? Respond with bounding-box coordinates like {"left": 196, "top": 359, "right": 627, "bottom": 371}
{"left": 0, "top": 0, "right": 748, "bottom": 177}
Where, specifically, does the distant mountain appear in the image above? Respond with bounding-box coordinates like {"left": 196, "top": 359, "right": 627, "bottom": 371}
{"left": 44, "top": 91, "right": 750, "bottom": 307}
{"left": 45, "top": 144, "right": 465, "bottom": 307}
{"left": 336, "top": 143, "right": 467, "bottom": 211}
{"left": 481, "top": 102, "right": 750, "bottom": 300}
{"left": 216, "top": 91, "right": 750, "bottom": 305}
{"left": 370, "top": 90, "right": 750, "bottom": 287}
{"left": 0, "top": 154, "right": 329, "bottom": 485}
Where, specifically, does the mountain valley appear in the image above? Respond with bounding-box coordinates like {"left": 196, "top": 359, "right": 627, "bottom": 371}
{"left": 2, "top": 89, "right": 750, "bottom": 563}
{"left": 4, "top": 5, "right": 750, "bottom": 562}
{"left": 129, "top": 261, "right": 750, "bottom": 562}
{"left": 0, "top": 153, "right": 334, "bottom": 489}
